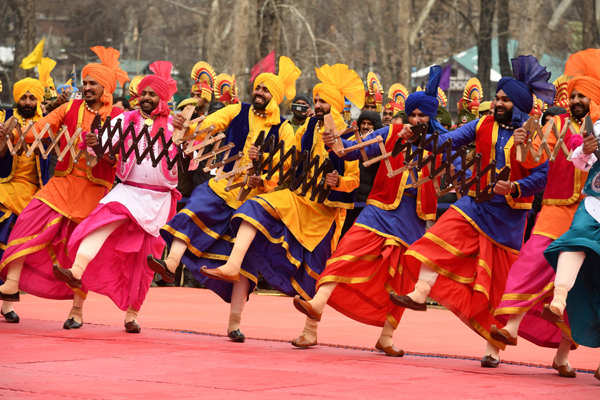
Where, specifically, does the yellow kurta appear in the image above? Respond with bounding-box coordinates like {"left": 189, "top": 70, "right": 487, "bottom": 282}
{"left": 250, "top": 118, "right": 359, "bottom": 252}
{"left": 0, "top": 154, "right": 39, "bottom": 215}
{"left": 193, "top": 103, "right": 295, "bottom": 210}
{"left": 0, "top": 112, "right": 44, "bottom": 215}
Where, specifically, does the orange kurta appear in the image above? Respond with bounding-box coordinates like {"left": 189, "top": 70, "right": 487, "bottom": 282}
{"left": 32, "top": 103, "right": 110, "bottom": 223}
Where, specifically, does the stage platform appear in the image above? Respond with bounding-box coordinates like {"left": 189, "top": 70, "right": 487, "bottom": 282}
{"left": 2, "top": 287, "right": 598, "bottom": 399}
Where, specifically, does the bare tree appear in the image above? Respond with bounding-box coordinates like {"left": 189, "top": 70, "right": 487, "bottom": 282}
{"left": 497, "top": 0, "right": 511, "bottom": 77}
{"left": 10, "top": 0, "right": 36, "bottom": 83}
{"left": 518, "top": 0, "right": 544, "bottom": 57}
{"left": 231, "top": 0, "right": 251, "bottom": 96}
{"left": 397, "top": 0, "right": 412, "bottom": 87}
{"left": 581, "top": 0, "right": 600, "bottom": 48}
{"left": 478, "top": 0, "right": 495, "bottom": 96}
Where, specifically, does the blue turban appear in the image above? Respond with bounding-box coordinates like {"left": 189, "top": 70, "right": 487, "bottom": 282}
{"left": 405, "top": 65, "right": 443, "bottom": 118}
{"left": 405, "top": 65, "right": 447, "bottom": 134}
{"left": 496, "top": 77, "right": 532, "bottom": 114}
{"left": 497, "top": 55, "right": 556, "bottom": 115}
{"left": 405, "top": 91, "right": 439, "bottom": 118}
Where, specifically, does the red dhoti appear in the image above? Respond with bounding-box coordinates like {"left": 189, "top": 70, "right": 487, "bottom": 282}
{"left": 318, "top": 225, "right": 413, "bottom": 328}
{"left": 403, "top": 207, "right": 519, "bottom": 349}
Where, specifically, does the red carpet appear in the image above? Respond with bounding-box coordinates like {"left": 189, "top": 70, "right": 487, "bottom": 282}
{"left": 1, "top": 287, "right": 598, "bottom": 399}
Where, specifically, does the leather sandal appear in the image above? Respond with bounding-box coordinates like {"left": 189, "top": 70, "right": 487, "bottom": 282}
{"left": 200, "top": 266, "right": 240, "bottom": 283}
{"left": 228, "top": 329, "right": 245, "bottom": 343}
{"left": 552, "top": 360, "right": 576, "bottom": 378}
{"left": 389, "top": 293, "right": 427, "bottom": 311}
{"left": 375, "top": 339, "right": 404, "bottom": 357}
{"left": 490, "top": 325, "right": 517, "bottom": 346}
{"left": 52, "top": 265, "right": 82, "bottom": 289}
{"left": 291, "top": 334, "right": 317, "bottom": 348}
{"left": 292, "top": 295, "right": 322, "bottom": 321}
{"left": 125, "top": 320, "right": 141, "bottom": 334}
{"left": 147, "top": 255, "right": 176, "bottom": 284}
{"left": 1, "top": 309, "right": 19, "bottom": 323}
{"left": 541, "top": 304, "right": 564, "bottom": 323}
{"left": 481, "top": 354, "right": 500, "bottom": 368}
{"left": 63, "top": 306, "right": 83, "bottom": 330}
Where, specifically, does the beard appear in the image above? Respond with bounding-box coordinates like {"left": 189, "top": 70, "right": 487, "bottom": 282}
{"left": 140, "top": 100, "right": 157, "bottom": 114}
{"left": 494, "top": 107, "right": 513, "bottom": 125}
{"left": 570, "top": 103, "right": 588, "bottom": 120}
{"left": 16, "top": 104, "right": 36, "bottom": 119}
{"left": 252, "top": 94, "right": 268, "bottom": 111}
{"left": 314, "top": 105, "right": 330, "bottom": 121}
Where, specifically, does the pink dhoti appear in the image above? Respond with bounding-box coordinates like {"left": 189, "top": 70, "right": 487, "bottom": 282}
{"left": 68, "top": 202, "right": 166, "bottom": 312}
{"left": 0, "top": 199, "right": 78, "bottom": 299}
{"left": 495, "top": 234, "right": 575, "bottom": 348}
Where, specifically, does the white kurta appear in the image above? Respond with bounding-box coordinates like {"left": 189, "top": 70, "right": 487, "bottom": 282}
{"left": 100, "top": 117, "right": 176, "bottom": 237}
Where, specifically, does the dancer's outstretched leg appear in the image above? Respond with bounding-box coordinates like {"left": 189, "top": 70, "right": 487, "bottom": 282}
{"left": 147, "top": 238, "right": 187, "bottom": 283}
{"left": 200, "top": 221, "right": 257, "bottom": 282}
{"left": 543, "top": 251, "right": 585, "bottom": 321}
{"left": 390, "top": 264, "right": 438, "bottom": 310}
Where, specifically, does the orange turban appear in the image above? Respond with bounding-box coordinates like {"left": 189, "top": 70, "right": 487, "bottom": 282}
{"left": 565, "top": 49, "right": 600, "bottom": 121}
{"left": 253, "top": 56, "right": 301, "bottom": 125}
{"left": 13, "top": 77, "right": 44, "bottom": 118}
{"left": 81, "top": 46, "right": 129, "bottom": 118}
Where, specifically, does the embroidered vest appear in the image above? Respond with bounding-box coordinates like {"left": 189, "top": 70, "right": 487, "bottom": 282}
{"left": 367, "top": 124, "right": 438, "bottom": 220}
{"left": 223, "top": 102, "right": 283, "bottom": 172}
{"left": 542, "top": 114, "right": 586, "bottom": 205}
{"left": 472, "top": 115, "right": 534, "bottom": 209}
{"left": 116, "top": 110, "right": 178, "bottom": 185}
{"left": 54, "top": 100, "right": 121, "bottom": 188}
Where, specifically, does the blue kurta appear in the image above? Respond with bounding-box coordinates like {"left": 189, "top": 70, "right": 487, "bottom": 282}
{"left": 433, "top": 120, "right": 547, "bottom": 250}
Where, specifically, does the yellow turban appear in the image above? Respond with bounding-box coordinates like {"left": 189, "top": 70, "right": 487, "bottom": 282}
{"left": 13, "top": 77, "right": 44, "bottom": 118}
{"left": 478, "top": 101, "right": 492, "bottom": 113}
{"left": 253, "top": 56, "right": 301, "bottom": 125}
{"left": 81, "top": 46, "right": 129, "bottom": 118}
{"left": 313, "top": 64, "right": 365, "bottom": 127}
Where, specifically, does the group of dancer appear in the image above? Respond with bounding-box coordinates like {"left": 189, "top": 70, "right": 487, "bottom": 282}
{"left": 0, "top": 44, "right": 599, "bottom": 382}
